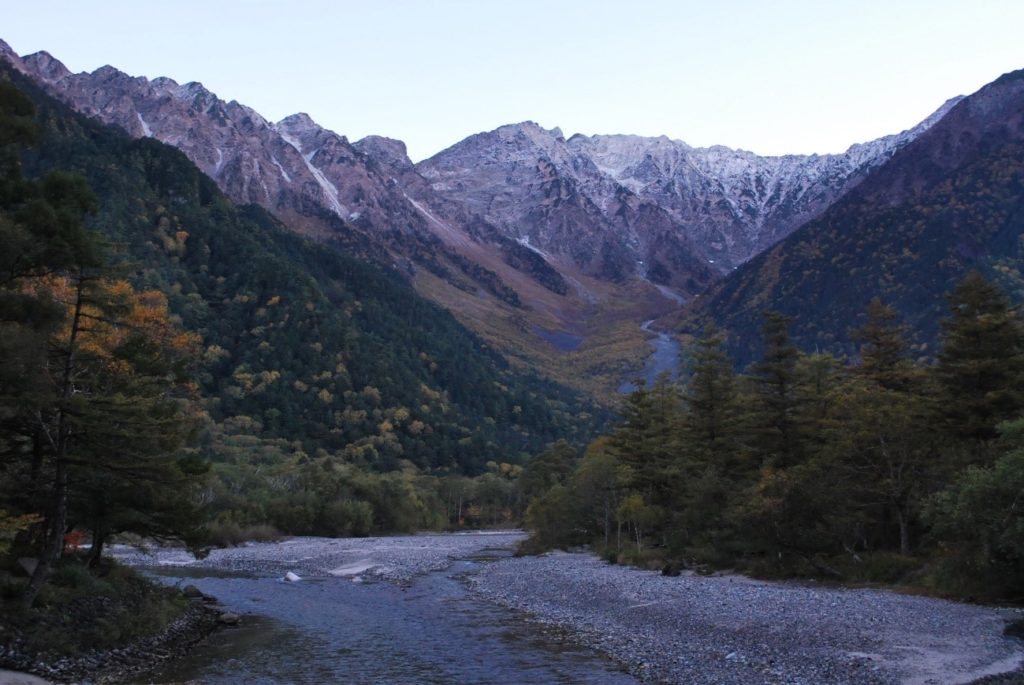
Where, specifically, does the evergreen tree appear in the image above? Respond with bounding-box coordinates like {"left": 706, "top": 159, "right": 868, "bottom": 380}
{"left": 682, "top": 325, "right": 742, "bottom": 473}
{"left": 0, "top": 86, "right": 207, "bottom": 603}
{"left": 935, "top": 272, "right": 1024, "bottom": 444}
{"left": 851, "top": 298, "right": 918, "bottom": 392}
{"left": 746, "top": 311, "right": 803, "bottom": 468}
{"left": 676, "top": 326, "right": 745, "bottom": 552}
{"left": 610, "top": 373, "right": 681, "bottom": 512}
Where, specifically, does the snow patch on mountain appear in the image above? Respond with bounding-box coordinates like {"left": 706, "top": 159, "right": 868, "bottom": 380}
{"left": 277, "top": 129, "right": 347, "bottom": 217}
{"left": 271, "top": 156, "right": 292, "bottom": 183}
{"left": 136, "top": 112, "right": 153, "bottom": 137}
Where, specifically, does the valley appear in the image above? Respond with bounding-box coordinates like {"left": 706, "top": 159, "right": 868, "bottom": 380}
{"left": 2, "top": 23, "right": 1024, "bottom": 685}
{"left": 0, "top": 39, "right": 964, "bottom": 396}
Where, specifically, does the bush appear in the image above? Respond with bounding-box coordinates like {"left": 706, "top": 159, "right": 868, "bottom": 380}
{"left": 203, "top": 520, "right": 284, "bottom": 547}
{"left": 2, "top": 560, "right": 188, "bottom": 657}
{"left": 318, "top": 500, "right": 374, "bottom": 537}
{"left": 845, "top": 552, "right": 922, "bottom": 584}
{"left": 50, "top": 561, "right": 111, "bottom": 594}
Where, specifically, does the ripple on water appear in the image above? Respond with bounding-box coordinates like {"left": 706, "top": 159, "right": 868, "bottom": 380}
{"left": 147, "top": 566, "right": 638, "bottom": 685}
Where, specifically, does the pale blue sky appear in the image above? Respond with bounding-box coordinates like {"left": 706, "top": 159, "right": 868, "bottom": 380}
{"left": 3, "top": 0, "right": 1022, "bottom": 161}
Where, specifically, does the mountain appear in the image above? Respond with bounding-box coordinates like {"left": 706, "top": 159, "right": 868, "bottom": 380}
{"left": 566, "top": 109, "right": 959, "bottom": 269}
{"left": 417, "top": 106, "right": 959, "bottom": 282}
{"left": 681, "top": 69, "right": 1024, "bottom": 367}
{"left": 0, "top": 38, "right": 960, "bottom": 394}
{"left": 0, "top": 61, "right": 604, "bottom": 473}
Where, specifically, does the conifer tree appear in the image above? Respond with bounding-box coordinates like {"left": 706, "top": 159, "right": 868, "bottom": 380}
{"left": 935, "top": 272, "right": 1024, "bottom": 445}
{"left": 610, "top": 374, "right": 681, "bottom": 509}
{"left": 682, "top": 325, "right": 741, "bottom": 472}
{"left": 851, "top": 298, "right": 918, "bottom": 392}
{"left": 747, "top": 311, "right": 803, "bottom": 468}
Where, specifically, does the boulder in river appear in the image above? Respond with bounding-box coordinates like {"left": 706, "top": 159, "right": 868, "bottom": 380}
{"left": 284, "top": 571, "right": 301, "bottom": 582}
{"left": 217, "top": 612, "right": 241, "bottom": 625}
{"left": 182, "top": 584, "right": 204, "bottom": 599}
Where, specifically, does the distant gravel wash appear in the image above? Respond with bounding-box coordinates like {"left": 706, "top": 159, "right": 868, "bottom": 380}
{"left": 469, "top": 551, "right": 1024, "bottom": 685}
{"left": 111, "top": 531, "right": 527, "bottom": 584}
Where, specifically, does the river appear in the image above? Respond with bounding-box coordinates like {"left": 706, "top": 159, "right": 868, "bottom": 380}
{"left": 617, "top": 319, "right": 681, "bottom": 393}
{"left": 142, "top": 549, "right": 638, "bottom": 685}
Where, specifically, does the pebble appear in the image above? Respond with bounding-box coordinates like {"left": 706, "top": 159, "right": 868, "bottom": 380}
{"left": 467, "top": 552, "right": 1024, "bottom": 685}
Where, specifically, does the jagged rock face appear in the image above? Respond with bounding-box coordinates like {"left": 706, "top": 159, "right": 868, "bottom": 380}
{"left": 418, "top": 103, "right": 960, "bottom": 279}
{"left": 416, "top": 122, "right": 717, "bottom": 290}
{"left": 0, "top": 38, "right": 957, "bottom": 303}
{"left": 4, "top": 46, "right": 436, "bottom": 250}
{"left": 682, "top": 69, "right": 1024, "bottom": 367}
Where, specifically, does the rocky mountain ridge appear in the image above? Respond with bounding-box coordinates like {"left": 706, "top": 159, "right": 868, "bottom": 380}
{"left": 418, "top": 100, "right": 960, "bottom": 283}
{"left": 0, "top": 38, "right": 966, "bottom": 393}
{"left": 1, "top": 40, "right": 958, "bottom": 288}
{"left": 681, "top": 68, "right": 1024, "bottom": 366}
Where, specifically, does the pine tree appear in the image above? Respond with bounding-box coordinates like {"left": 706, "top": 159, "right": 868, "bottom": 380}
{"left": 674, "top": 326, "right": 746, "bottom": 550}
{"left": 682, "top": 324, "right": 742, "bottom": 473}
{"left": 935, "top": 272, "right": 1024, "bottom": 444}
{"left": 747, "top": 311, "right": 803, "bottom": 468}
{"left": 851, "top": 298, "right": 918, "bottom": 392}
{"left": 610, "top": 374, "right": 681, "bottom": 508}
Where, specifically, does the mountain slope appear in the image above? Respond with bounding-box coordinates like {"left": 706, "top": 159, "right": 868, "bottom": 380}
{"left": 2, "top": 62, "right": 603, "bottom": 473}
{"left": 681, "top": 69, "right": 1024, "bottom": 367}
{"left": 0, "top": 37, "right": 961, "bottom": 394}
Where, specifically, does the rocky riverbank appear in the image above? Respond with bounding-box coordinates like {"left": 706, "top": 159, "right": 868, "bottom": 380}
{"left": 0, "top": 595, "right": 220, "bottom": 684}
{"left": 468, "top": 551, "right": 1024, "bottom": 685}
{"left": 13, "top": 533, "right": 1019, "bottom": 684}
{"left": 110, "top": 530, "right": 527, "bottom": 584}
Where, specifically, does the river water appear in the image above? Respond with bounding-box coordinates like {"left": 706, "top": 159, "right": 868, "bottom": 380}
{"left": 617, "top": 319, "right": 681, "bottom": 393}
{"left": 144, "top": 553, "right": 638, "bottom": 685}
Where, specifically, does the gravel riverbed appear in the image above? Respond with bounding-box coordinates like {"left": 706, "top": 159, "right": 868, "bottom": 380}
{"left": 112, "top": 534, "right": 1024, "bottom": 685}
{"left": 468, "top": 551, "right": 1024, "bottom": 685}
{"left": 111, "top": 530, "right": 526, "bottom": 583}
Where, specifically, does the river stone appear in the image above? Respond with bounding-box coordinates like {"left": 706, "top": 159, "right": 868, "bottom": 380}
{"left": 217, "top": 612, "right": 240, "bottom": 625}
{"left": 284, "top": 571, "right": 300, "bottom": 582}
{"left": 182, "top": 584, "right": 204, "bottom": 599}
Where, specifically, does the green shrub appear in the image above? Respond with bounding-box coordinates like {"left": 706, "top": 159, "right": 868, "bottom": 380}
{"left": 203, "top": 520, "right": 284, "bottom": 547}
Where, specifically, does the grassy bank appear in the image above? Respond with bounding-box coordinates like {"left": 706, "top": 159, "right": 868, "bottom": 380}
{"left": 0, "top": 557, "right": 217, "bottom": 683}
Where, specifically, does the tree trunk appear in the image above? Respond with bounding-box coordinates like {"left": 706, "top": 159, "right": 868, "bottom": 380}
{"left": 896, "top": 507, "right": 911, "bottom": 556}
{"left": 23, "top": 273, "right": 86, "bottom": 607}
{"left": 603, "top": 497, "right": 610, "bottom": 549}
{"left": 24, "top": 458, "right": 67, "bottom": 606}
{"left": 87, "top": 526, "right": 106, "bottom": 568}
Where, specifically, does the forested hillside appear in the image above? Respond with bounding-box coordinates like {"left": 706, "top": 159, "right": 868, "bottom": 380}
{"left": 8, "top": 65, "right": 600, "bottom": 470}
{"left": 683, "top": 69, "right": 1024, "bottom": 367}
{"left": 0, "top": 64, "right": 604, "bottom": 574}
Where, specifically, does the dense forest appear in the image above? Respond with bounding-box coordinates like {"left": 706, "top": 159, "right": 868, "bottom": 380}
{"left": 524, "top": 281, "right": 1024, "bottom": 600}
{"left": 0, "top": 68, "right": 603, "bottom": 605}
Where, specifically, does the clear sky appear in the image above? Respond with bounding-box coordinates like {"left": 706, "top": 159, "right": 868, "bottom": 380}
{"left": 3, "top": 0, "right": 1022, "bottom": 161}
